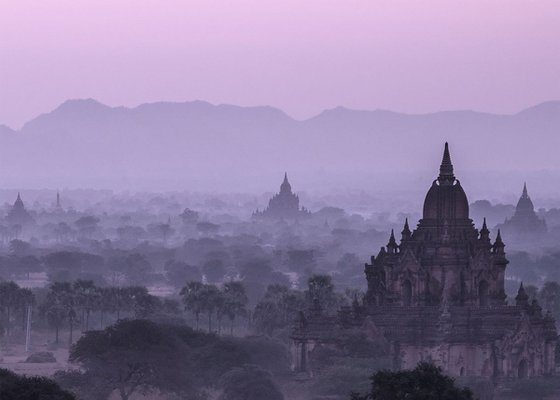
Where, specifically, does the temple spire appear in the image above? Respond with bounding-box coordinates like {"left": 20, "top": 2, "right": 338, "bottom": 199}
{"left": 387, "top": 229, "right": 398, "bottom": 254}
{"left": 438, "top": 142, "right": 455, "bottom": 183}
{"left": 516, "top": 282, "right": 529, "bottom": 307}
{"left": 401, "top": 218, "right": 412, "bottom": 241}
{"left": 480, "top": 217, "right": 489, "bottom": 236}
{"left": 14, "top": 192, "right": 24, "bottom": 208}
{"left": 493, "top": 229, "right": 505, "bottom": 255}
{"left": 496, "top": 229, "right": 503, "bottom": 243}
{"left": 479, "top": 217, "right": 490, "bottom": 245}
{"left": 280, "top": 172, "right": 292, "bottom": 193}
{"left": 522, "top": 182, "right": 529, "bottom": 199}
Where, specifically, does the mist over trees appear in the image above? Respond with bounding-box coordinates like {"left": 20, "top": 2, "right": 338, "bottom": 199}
{"left": 0, "top": 184, "right": 559, "bottom": 399}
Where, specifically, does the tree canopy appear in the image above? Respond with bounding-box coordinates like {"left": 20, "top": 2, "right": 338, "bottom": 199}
{"left": 0, "top": 368, "right": 75, "bottom": 400}
{"left": 351, "top": 362, "right": 474, "bottom": 400}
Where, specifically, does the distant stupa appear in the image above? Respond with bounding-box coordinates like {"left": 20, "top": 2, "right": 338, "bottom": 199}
{"left": 253, "top": 173, "right": 310, "bottom": 219}
{"left": 497, "top": 183, "right": 546, "bottom": 236}
{"left": 6, "top": 193, "right": 34, "bottom": 226}
{"left": 54, "top": 190, "right": 64, "bottom": 212}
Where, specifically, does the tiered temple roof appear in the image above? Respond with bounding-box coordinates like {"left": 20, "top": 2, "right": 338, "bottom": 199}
{"left": 253, "top": 173, "right": 310, "bottom": 220}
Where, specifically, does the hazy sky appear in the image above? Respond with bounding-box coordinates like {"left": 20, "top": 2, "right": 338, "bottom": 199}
{"left": 1, "top": 0, "right": 560, "bottom": 128}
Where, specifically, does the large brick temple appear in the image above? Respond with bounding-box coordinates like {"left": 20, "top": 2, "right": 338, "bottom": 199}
{"left": 292, "top": 143, "right": 557, "bottom": 379}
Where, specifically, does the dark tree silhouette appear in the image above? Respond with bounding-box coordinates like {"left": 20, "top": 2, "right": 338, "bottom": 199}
{"left": 73, "top": 280, "right": 100, "bottom": 332}
{"left": 351, "top": 362, "right": 474, "bottom": 400}
{"left": 40, "top": 282, "right": 76, "bottom": 344}
{"left": 222, "top": 281, "right": 248, "bottom": 335}
{"left": 218, "top": 364, "right": 284, "bottom": 400}
{"left": 0, "top": 281, "right": 21, "bottom": 337}
{"left": 0, "top": 368, "right": 75, "bottom": 399}
{"left": 306, "top": 274, "right": 339, "bottom": 312}
{"left": 69, "top": 319, "right": 192, "bottom": 400}
{"left": 181, "top": 281, "right": 207, "bottom": 330}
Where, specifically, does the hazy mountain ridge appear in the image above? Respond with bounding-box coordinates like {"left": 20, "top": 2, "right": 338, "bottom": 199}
{"left": 1, "top": 99, "right": 560, "bottom": 190}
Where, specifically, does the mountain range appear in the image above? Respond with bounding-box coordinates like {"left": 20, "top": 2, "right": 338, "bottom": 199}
{"left": 1, "top": 99, "right": 560, "bottom": 192}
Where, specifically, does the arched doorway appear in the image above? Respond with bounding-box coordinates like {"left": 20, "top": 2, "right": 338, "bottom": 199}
{"left": 460, "top": 367, "right": 465, "bottom": 377}
{"left": 403, "top": 280, "right": 412, "bottom": 306}
{"left": 479, "top": 280, "right": 489, "bottom": 307}
{"left": 518, "top": 359, "right": 528, "bottom": 379}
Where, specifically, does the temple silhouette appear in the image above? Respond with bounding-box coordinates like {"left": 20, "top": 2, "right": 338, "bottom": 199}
{"left": 6, "top": 192, "right": 34, "bottom": 227}
{"left": 497, "top": 183, "right": 546, "bottom": 237}
{"left": 253, "top": 173, "right": 310, "bottom": 220}
{"left": 292, "top": 143, "right": 557, "bottom": 379}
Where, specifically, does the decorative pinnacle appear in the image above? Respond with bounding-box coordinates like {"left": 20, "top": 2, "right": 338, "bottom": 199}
{"left": 482, "top": 217, "right": 487, "bottom": 230}
{"left": 401, "top": 218, "right": 412, "bottom": 240}
{"left": 438, "top": 142, "right": 455, "bottom": 183}
{"left": 516, "top": 282, "right": 529, "bottom": 303}
{"left": 388, "top": 229, "right": 397, "bottom": 248}
{"left": 480, "top": 217, "right": 489, "bottom": 238}
{"left": 522, "top": 182, "right": 528, "bottom": 198}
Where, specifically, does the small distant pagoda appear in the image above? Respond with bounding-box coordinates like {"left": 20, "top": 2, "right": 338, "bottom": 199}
{"left": 253, "top": 173, "right": 310, "bottom": 220}
{"left": 498, "top": 183, "right": 546, "bottom": 236}
{"left": 54, "top": 190, "right": 64, "bottom": 212}
{"left": 6, "top": 193, "right": 34, "bottom": 227}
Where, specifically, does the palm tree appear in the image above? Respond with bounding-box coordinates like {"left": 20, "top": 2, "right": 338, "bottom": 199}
{"left": 180, "top": 281, "right": 206, "bottom": 330}
{"left": 40, "top": 282, "right": 76, "bottom": 345}
{"left": 222, "top": 282, "right": 248, "bottom": 335}
{"left": 201, "top": 284, "right": 220, "bottom": 333}
{"left": 16, "top": 288, "right": 34, "bottom": 331}
{"left": 0, "top": 281, "right": 21, "bottom": 338}
{"left": 73, "top": 280, "right": 100, "bottom": 332}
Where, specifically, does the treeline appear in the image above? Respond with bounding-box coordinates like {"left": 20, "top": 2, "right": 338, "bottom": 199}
{"left": 0, "top": 273, "right": 353, "bottom": 348}
{"left": 0, "top": 280, "right": 179, "bottom": 345}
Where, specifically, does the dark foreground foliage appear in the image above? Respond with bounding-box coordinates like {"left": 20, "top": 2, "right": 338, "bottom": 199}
{"left": 0, "top": 368, "right": 75, "bottom": 400}
{"left": 56, "top": 319, "right": 289, "bottom": 400}
{"left": 351, "top": 362, "right": 474, "bottom": 400}
{"left": 219, "top": 364, "right": 284, "bottom": 400}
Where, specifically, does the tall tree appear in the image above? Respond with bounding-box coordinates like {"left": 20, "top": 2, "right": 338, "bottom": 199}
{"left": 16, "top": 287, "right": 34, "bottom": 332}
{"left": 73, "top": 280, "right": 100, "bottom": 332}
{"left": 0, "top": 281, "right": 21, "bottom": 337}
{"left": 306, "top": 274, "right": 339, "bottom": 312}
{"left": 201, "top": 284, "right": 221, "bottom": 333}
{"left": 40, "top": 282, "right": 76, "bottom": 344}
{"left": 181, "top": 281, "right": 206, "bottom": 330}
{"left": 69, "top": 320, "right": 192, "bottom": 400}
{"left": 253, "top": 284, "right": 305, "bottom": 335}
{"left": 222, "top": 281, "right": 248, "bottom": 335}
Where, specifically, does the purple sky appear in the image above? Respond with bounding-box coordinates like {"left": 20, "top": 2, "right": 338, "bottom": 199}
{"left": 1, "top": 0, "right": 560, "bottom": 128}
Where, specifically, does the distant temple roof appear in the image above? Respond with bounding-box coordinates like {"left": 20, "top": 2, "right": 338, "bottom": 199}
{"left": 498, "top": 183, "right": 546, "bottom": 235}
{"left": 6, "top": 192, "right": 34, "bottom": 226}
{"left": 253, "top": 173, "right": 310, "bottom": 220}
